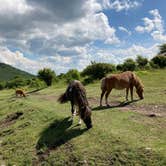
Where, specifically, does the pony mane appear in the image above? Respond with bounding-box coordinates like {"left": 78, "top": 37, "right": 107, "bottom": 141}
{"left": 74, "top": 81, "right": 89, "bottom": 107}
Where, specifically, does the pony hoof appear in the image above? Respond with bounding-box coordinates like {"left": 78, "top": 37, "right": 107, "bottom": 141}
{"left": 106, "top": 104, "right": 110, "bottom": 107}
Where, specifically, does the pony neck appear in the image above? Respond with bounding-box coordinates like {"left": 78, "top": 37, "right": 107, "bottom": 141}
{"left": 134, "top": 77, "right": 143, "bottom": 91}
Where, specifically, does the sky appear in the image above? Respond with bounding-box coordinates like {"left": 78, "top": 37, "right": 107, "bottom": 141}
{"left": 0, "top": 0, "right": 166, "bottom": 74}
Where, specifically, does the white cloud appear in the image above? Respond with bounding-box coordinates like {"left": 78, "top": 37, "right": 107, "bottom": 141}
{"left": 88, "top": 44, "right": 159, "bottom": 65}
{"left": 135, "top": 9, "right": 166, "bottom": 42}
{"left": 101, "top": 0, "right": 141, "bottom": 11}
{"left": 118, "top": 26, "right": 131, "bottom": 35}
{"left": 0, "top": 0, "right": 33, "bottom": 14}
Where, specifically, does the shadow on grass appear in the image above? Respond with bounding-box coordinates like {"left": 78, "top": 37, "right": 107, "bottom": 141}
{"left": 36, "top": 117, "right": 87, "bottom": 151}
{"left": 92, "top": 99, "right": 140, "bottom": 111}
{"left": 26, "top": 87, "right": 46, "bottom": 94}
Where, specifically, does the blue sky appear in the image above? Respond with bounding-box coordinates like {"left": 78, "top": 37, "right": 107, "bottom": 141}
{"left": 0, "top": 0, "right": 166, "bottom": 74}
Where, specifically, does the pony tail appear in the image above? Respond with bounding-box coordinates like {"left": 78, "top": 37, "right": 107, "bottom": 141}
{"left": 57, "top": 93, "right": 68, "bottom": 103}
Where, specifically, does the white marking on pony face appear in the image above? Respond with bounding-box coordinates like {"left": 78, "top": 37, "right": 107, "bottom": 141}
{"left": 69, "top": 87, "right": 72, "bottom": 92}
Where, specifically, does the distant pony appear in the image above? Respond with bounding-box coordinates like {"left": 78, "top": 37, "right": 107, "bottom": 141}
{"left": 100, "top": 71, "right": 144, "bottom": 106}
{"left": 15, "top": 89, "right": 26, "bottom": 97}
{"left": 58, "top": 80, "right": 92, "bottom": 129}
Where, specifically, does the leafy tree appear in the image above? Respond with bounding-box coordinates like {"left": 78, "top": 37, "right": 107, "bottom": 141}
{"left": 122, "top": 58, "right": 136, "bottom": 71}
{"left": 81, "top": 63, "right": 116, "bottom": 80}
{"left": 28, "top": 78, "right": 46, "bottom": 89}
{"left": 136, "top": 55, "right": 148, "bottom": 69}
{"left": 159, "top": 43, "right": 166, "bottom": 55}
{"left": 116, "top": 64, "right": 123, "bottom": 71}
{"left": 65, "top": 69, "right": 80, "bottom": 83}
{"left": 37, "top": 68, "right": 56, "bottom": 86}
{"left": 6, "top": 76, "right": 28, "bottom": 88}
{"left": 151, "top": 55, "right": 166, "bottom": 68}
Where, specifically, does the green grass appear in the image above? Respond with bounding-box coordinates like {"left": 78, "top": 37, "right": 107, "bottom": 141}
{"left": 0, "top": 69, "right": 166, "bottom": 165}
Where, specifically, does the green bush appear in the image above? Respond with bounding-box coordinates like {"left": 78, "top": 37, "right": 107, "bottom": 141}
{"left": 38, "top": 68, "right": 56, "bottom": 86}
{"left": 81, "top": 62, "right": 116, "bottom": 80}
{"left": 122, "top": 58, "right": 136, "bottom": 71}
{"left": 28, "top": 78, "right": 46, "bottom": 89}
{"left": 0, "top": 81, "right": 6, "bottom": 90}
{"left": 6, "top": 76, "right": 28, "bottom": 89}
{"left": 116, "top": 64, "right": 123, "bottom": 71}
{"left": 136, "top": 55, "right": 148, "bottom": 69}
{"left": 65, "top": 69, "right": 80, "bottom": 83}
{"left": 151, "top": 55, "right": 166, "bottom": 68}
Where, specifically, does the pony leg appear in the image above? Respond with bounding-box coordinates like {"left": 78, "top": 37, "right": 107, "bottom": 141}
{"left": 130, "top": 86, "right": 133, "bottom": 101}
{"left": 78, "top": 116, "right": 82, "bottom": 125}
{"left": 100, "top": 89, "right": 106, "bottom": 106}
{"left": 126, "top": 88, "right": 129, "bottom": 101}
{"left": 71, "top": 101, "right": 75, "bottom": 121}
{"left": 105, "top": 89, "right": 112, "bottom": 106}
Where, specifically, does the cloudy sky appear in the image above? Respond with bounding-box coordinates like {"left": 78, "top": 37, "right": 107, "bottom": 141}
{"left": 0, "top": 0, "right": 166, "bottom": 74}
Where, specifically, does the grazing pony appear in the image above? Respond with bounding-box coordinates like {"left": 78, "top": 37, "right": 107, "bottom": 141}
{"left": 58, "top": 80, "right": 92, "bottom": 129}
{"left": 100, "top": 71, "right": 144, "bottom": 106}
{"left": 15, "top": 89, "right": 26, "bottom": 97}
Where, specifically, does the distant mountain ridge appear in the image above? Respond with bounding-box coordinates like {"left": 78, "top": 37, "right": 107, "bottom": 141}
{"left": 0, "top": 62, "right": 34, "bottom": 81}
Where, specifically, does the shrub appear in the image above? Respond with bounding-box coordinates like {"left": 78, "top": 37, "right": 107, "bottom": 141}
{"left": 28, "top": 78, "right": 46, "bottom": 89}
{"left": 6, "top": 76, "right": 28, "bottom": 89}
{"left": 38, "top": 68, "right": 56, "bottom": 86}
{"left": 65, "top": 69, "right": 80, "bottom": 83}
{"left": 116, "top": 64, "right": 123, "bottom": 71}
{"left": 0, "top": 81, "right": 6, "bottom": 90}
{"left": 122, "top": 58, "right": 136, "bottom": 71}
{"left": 81, "top": 63, "right": 116, "bottom": 80}
{"left": 151, "top": 55, "right": 166, "bottom": 68}
{"left": 136, "top": 55, "right": 148, "bottom": 69}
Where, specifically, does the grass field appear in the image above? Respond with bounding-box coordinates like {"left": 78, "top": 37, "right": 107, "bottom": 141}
{"left": 0, "top": 69, "right": 166, "bottom": 165}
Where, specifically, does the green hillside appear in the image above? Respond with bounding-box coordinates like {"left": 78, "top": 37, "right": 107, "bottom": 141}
{"left": 0, "top": 63, "right": 34, "bottom": 81}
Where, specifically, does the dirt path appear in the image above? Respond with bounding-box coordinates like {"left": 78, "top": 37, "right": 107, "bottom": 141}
{"left": 89, "top": 97, "right": 166, "bottom": 117}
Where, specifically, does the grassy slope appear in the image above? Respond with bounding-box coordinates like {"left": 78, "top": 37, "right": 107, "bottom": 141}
{"left": 0, "top": 63, "right": 34, "bottom": 81}
{"left": 0, "top": 69, "right": 166, "bottom": 165}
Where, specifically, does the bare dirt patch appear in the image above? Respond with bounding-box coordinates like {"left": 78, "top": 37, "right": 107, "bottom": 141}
{"left": 39, "top": 94, "right": 58, "bottom": 101}
{"left": 89, "top": 97, "right": 166, "bottom": 117}
{"left": 126, "top": 104, "right": 166, "bottom": 117}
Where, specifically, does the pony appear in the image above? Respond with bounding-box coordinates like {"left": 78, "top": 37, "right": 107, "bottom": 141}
{"left": 58, "top": 80, "right": 92, "bottom": 129}
{"left": 100, "top": 71, "right": 144, "bottom": 106}
{"left": 15, "top": 89, "right": 26, "bottom": 97}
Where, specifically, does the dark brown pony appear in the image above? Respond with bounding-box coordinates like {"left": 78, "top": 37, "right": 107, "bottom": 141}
{"left": 58, "top": 80, "right": 92, "bottom": 129}
{"left": 100, "top": 71, "right": 144, "bottom": 106}
{"left": 15, "top": 89, "right": 26, "bottom": 97}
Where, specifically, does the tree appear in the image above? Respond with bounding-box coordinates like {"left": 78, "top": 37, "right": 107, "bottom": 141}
{"left": 116, "top": 64, "right": 123, "bottom": 71}
{"left": 37, "top": 68, "right": 56, "bottom": 86}
{"left": 122, "top": 58, "right": 136, "bottom": 71}
{"left": 151, "top": 55, "right": 166, "bottom": 68}
{"left": 65, "top": 69, "right": 80, "bottom": 83}
{"left": 159, "top": 43, "right": 166, "bottom": 55}
{"left": 136, "top": 55, "right": 148, "bottom": 69}
{"left": 81, "top": 63, "right": 116, "bottom": 80}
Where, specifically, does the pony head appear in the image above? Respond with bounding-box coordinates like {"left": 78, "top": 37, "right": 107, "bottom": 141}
{"left": 81, "top": 106, "right": 92, "bottom": 129}
{"left": 134, "top": 75, "right": 144, "bottom": 100}
{"left": 136, "top": 86, "right": 144, "bottom": 99}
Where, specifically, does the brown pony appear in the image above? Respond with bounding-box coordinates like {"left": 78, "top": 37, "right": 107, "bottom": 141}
{"left": 100, "top": 71, "right": 144, "bottom": 106}
{"left": 58, "top": 80, "right": 92, "bottom": 129}
{"left": 15, "top": 89, "right": 26, "bottom": 97}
